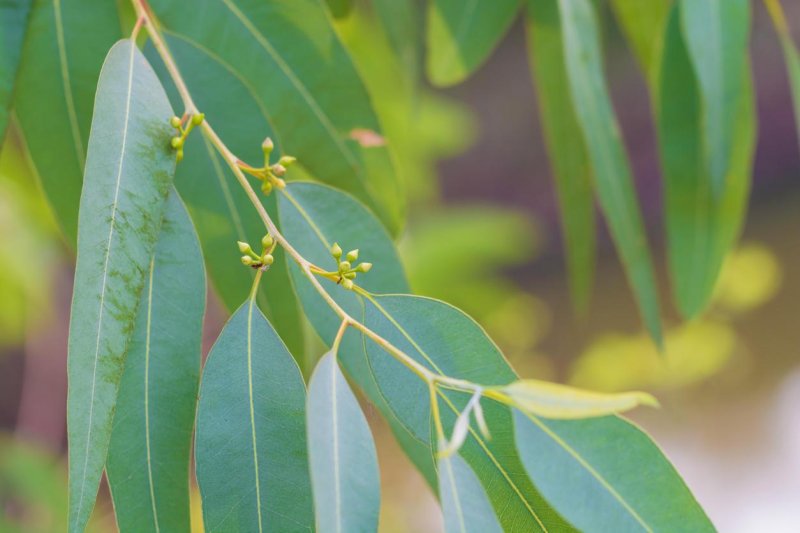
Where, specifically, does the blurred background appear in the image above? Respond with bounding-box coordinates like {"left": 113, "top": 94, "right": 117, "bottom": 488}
{"left": 2, "top": 2, "right": 800, "bottom": 532}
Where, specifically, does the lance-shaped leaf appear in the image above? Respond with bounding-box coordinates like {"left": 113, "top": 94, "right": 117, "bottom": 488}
{"left": 147, "top": 35, "right": 305, "bottom": 361}
{"left": 438, "top": 452, "right": 502, "bottom": 533}
{"left": 148, "top": 0, "right": 405, "bottom": 234}
{"left": 426, "top": 0, "right": 520, "bottom": 87}
{"left": 0, "top": 0, "right": 31, "bottom": 142}
{"left": 607, "top": 0, "right": 670, "bottom": 89}
{"left": 307, "top": 351, "right": 380, "bottom": 533}
{"left": 492, "top": 379, "right": 657, "bottom": 419}
{"left": 680, "top": 0, "right": 750, "bottom": 197}
{"left": 525, "top": 0, "right": 595, "bottom": 311}
{"left": 106, "top": 191, "right": 205, "bottom": 533}
{"left": 513, "top": 412, "right": 714, "bottom": 531}
{"left": 14, "top": 0, "right": 121, "bottom": 246}
{"left": 558, "top": 0, "right": 662, "bottom": 344}
{"left": 66, "top": 39, "right": 176, "bottom": 533}
{"left": 195, "top": 298, "right": 312, "bottom": 532}
{"left": 765, "top": 0, "right": 800, "bottom": 151}
{"left": 373, "top": 0, "right": 422, "bottom": 84}
{"left": 659, "top": 4, "right": 756, "bottom": 318}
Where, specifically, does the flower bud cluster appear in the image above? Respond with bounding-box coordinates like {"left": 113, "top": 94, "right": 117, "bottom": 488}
{"left": 330, "top": 243, "right": 372, "bottom": 290}
{"left": 238, "top": 233, "right": 275, "bottom": 269}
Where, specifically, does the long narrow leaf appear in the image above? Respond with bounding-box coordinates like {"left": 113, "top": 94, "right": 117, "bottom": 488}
{"left": 765, "top": 0, "right": 800, "bottom": 151}
{"left": 558, "top": 0, "right": 662, "bottom": 344}
{"left": 67, "top": 39, "right": 176, "bottom": 533}
{"left": 195, "top": 298, "right": 312, "bottom": 531}
{"left": 438, "top": 452, "right": 502, "bottom": 533}
{"left": 607, "top": 0, "right": 670, "bottom": 88}
{"left": 0, "top": 0, "right": 32, "bottom": 142}
{"left": 106, "top": 191, "right": 205, "bottom": 533}
{"left": 525, "top": 0, "right": 595, "bottom": 311}
{"left": 307, "top": 351, "right": 381, "bottom": 533}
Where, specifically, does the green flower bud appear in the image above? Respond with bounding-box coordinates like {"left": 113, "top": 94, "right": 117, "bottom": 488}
{"left": 262, "top": 137, "right": 274, "bottom": 157}
{"left": 278, "top": 155, "right": 296, "bottom": 168}
{"left": 357, "top": 262, "right": 372, "bottom": 273}
{"left": 241, "top": 255, "right": 254, "bottom": 266}
{"left": 238, "top": 241, "right": 253, "bottom": 254}
{"left": 176, "top": 149, "right": 184, "bottom": 162}
{"left": 261, "top": 234, "right": 274, "bottom": 249}
{"left": 272, "top": 164, "right": 286, "bottom": 177}
{"left": 344, "top": 271, "right": 357, "bottom": 279}
{"left": 170, "top": 116, "right": 182, "bottom": 128}
{"left": 331, "top": 243, "right": 342, "bottom": 259}
{"left": 261, "top": 181, "right": 273, "bottom": 194}
{"left": 192, "top": 112, "right": 205, "bottom": 125}
{"left": 170, "top": 136, "right": 183, "bottom": 149}
{"left": 341, "top": 278, "right": 354, "bottom": 290}
{"left": 273, "top": 177, "right": 286, "bottom": 190}
{"left": 262, "top": 253, "right": 274, "bottom": 265}
{"left": 338, "top": 260, "right": 351, "bottom": 273}
{"left": 346, "top": 249, "right": 359, "bottom": 262}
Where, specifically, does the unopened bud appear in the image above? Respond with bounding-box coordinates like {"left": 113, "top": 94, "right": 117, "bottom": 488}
{"left": 357, "top": 262, "right": 372, "bottom": 273}
{"left": 278, "top": 155, "right": 296, "bottom": 168}
{"left": 341, "top": 278, "right": 354, "bottom": 290}
{"left": 170, "top": 136, "right": 183, "bottom": 149}
{"left": 261, "top": 234, "right": 274, "bottom": 249}
{"left": 262, "top": 137, "right": 274, "bottom": 157}
{"left": 273, "top": 177, "right": 286, "bottom": 190}
{"left": 176, "top": 149, "right": 184, "bottom": 162}
{"left": 262, "top": 253, "right": 274, "bottom": 265}
{"left": 261, "top": 181, "right": 273, "bottom": 194}
{"left": 238, "top": 241, "right": 253, "bottom": 254}
{"left": 344, "top": 271, "right": 356, "bottom": 279}
{"left": 241, "top": 255, "right": 254, "bottom": 266}
{"left": 192, "top": 113, "right": 205, "bottom": 125}
{"left": 346, "top": 249, "right": 359, "bottom": 262}
{"left": 170, "top": 116, "right": 182, "bottom": 128}
{"left": 272, "top": 164, "right": 286, "bottom": 177}
{"left": 338, "top": 260, "right": 351, "bottom": 273}
{"left": 331, "top": 243, "right": 342, "bottom": 259}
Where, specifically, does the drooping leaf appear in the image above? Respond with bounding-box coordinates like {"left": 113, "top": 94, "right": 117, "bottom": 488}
{"left": 14, "top": 0, "right": 121, "bottom": 246}
{"left": 558, "top": 0, "right": 662, "bottom": 345}
{"left": 659, "top": 4, "right": 756, "bottom": 318}
{"left": 513, "top": 411, "right": 714, "bottom": 532}
{"left": 426, "top": 0, "right": 520, "bottom": 87}
{"left": 0, "top": 0, "right": 32, "bottom": 142}
{"left": 66, "top": 39, "right": 175, "bottom": 533}
{"left": 679, "top": 0, "right": 750, "bottom": 197}
{"left": 437, "top": 452, "right": 502, "bottom": 533}
{"left": 607, "top": 0, "right": 670, "bottom": 88}
{"left": 765, "top": 0, "right": 800, "bottom": 152}
{"left": 147, "top": 35, "right": 305, "bottom": 361}
{"left": 525, "top": 0, "right": 595, "bottom": 311}
{"left": 195, "top": 299, "right": 312, "bottom": 532}
{"left": 492, "top": 379, "right": 657, "bottom": 419}
{"left": 307, "top": 351, "right": 380, "bottom": 533}
{"left": 106, "top": 191, "right": 204, "bottom": 533}
{"left": 372, "top": 0, "right": 422, "bottom": 84}
{"left": 148, "top": 0, "right": 405, "bottom": 234}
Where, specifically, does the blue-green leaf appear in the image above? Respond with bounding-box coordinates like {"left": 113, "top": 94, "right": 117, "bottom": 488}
{"left": 14, "top": 0, "right": 121, "bottom": 246}
{"left": 679, "top": 0, "right": 750, "bottom": 197}
{"left": 307, "top": 351, "right": 380, "bottom": 533}
{"left": 148, "top": 0, "right": 405, "bottom": 234}
{"left": 437, "top": 453, "right": 502, "bottom": 533}
{"left": 525, "top": 0, "right": 594, "bottom": 311}
{"left": 0, "top": 0, "right": 32, "bottom": 142}
{"left": 195, "top": 298, "right": 312, "bottom": 532}
{"left": 513, "top": 411, "right": 714, "bottom": 531}
{"left": 558, "top": 0, "right": 662, "bottom": 344}
{"left": 426, "top": 0, "right": 520, "bottom": 86}
{"left": 106, "top": 191, "right": 204, "bottom": 533}
{"left": 607, "top": 0, "right": 670, "bottom": 88}
{"left": 67, "top": 39, "right": 175, "bottom": 533}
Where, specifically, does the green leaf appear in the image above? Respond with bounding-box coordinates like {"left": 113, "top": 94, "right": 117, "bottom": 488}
{"left": 679, "top": 0, "right": 750, "bottom": 197}
{"left": 66, "top": 39, "right": 176, "bottom": 533}
{"left": 525, "top": 0, "right": 595, "bottom": 311}
{"left": 659, "top": 4, "right": 756, "bottom": 318}
{"left": 426, "top": 0, "right": 520, "bottom": 86}
{"left": 14, "top": 0, "right": 121, "bottom": 246}
{"left": 195, "top": 299, "right": 312, "bottom": 532}
{"left": 607, "top": 0, "right": 670, "bottom": 88}
{"left": 0, "top": 0, "right": 31, "bottom": 142}
{"left": 372, "top": 0, "right": 422, "bottom": 84}
{"left": 558, "top": 0, "right": 662, "bottom": 345}
{"left": 766, "top": 0, "right": 800, "bottom": 152}
{"left": 149, "top": 0, "right": 405, "bottom": 234}
{"left": 325, "top": 0, "right": 352, "bottom": 19}
{"left": 106, "top": 191, "right": 204, "bottom": 533}
{"left": 307, "top": 351, "right": 380, "bottom": 533}
{"left": 493, "top": 379, "right": 657, "bottom": 419}
{"left": 147, "top": 35, "right": 306, "bottom": 361}
{"left": 437, "top": 453, "right": 502, "bottom": 533}
{"left": 513, "top": 411, "right": 714, "bottom": 532}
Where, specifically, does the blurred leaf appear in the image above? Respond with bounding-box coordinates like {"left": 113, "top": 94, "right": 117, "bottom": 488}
{"left": 195, "top": 300, "right": 312, "bottom": 532}
{"left": 713, "top": 243, "right": 782, "bottom": 315}
{"left": 558, "top": 0, "right": 662, "bottom": 345}
{"left": 765, "top": 0, "right": 800, "bottom": 151}
{"left": 14, "top": 0, "right": 121, "bottom": 246}
{"left": 149, "top": 0, "right": 405, "bottom": 234}
{"left": 106, "top": 192, "right": 204, "bottom": 533}
{"left": 679, "top": 0, "right": 750, "bottom": 197}
{"left": 307, "top": 351, "right": 381, "bottom": 533}
{"left": 372, "top": 0, "right": 422, "bottom": 84}
{"left": 659, "top": 4, "right": 756, "bottom": 318}
{"left": 426, "top": 0, "right": 520, "bottom": 86}
{"left": 526, "top": 0, "right": 595, "bottom": 311}
{"left": 437, "top": 452, "right": 502, "bottom": 533}
{"left": 0, "top": 0, "right": 31, "bottom": 142}
{"left": 570, "top": 321, "right": 736, "bottom": 392}
{"left": 326, "top": 0, "right": 352, "bottom": 18}
{"left": 149, "top": 35, "right": 305, "bottom": 361}
{"left": 513, "top": 411, "right": 714, "bottom": 532}
{"left": 494, "top": 380, "right": 657, "bottom": 419}
{"left": 607, "top": 0, "right": 670, "bottom": 88}
{"left": 66, "top": 40, "right": 175, "bottom": 533}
